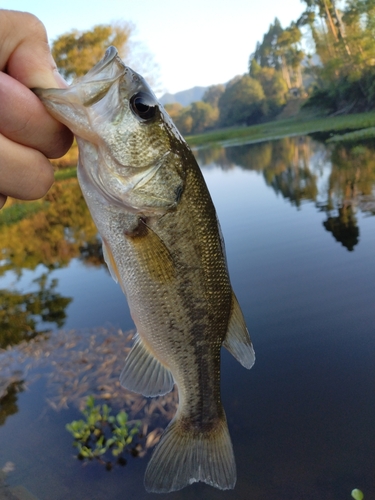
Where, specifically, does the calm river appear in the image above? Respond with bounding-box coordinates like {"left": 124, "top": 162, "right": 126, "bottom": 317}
{"left": 0, "top": 136, "right": 374, "bottom": 499}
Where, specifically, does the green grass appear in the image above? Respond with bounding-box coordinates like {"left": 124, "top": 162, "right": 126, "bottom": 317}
{"left": 54, "top": 166, "right": 77, "bottom": 181}
{"left": 186, "top": 112, "right": 375, "bottom": 147}
{"left": 0, "top": 170, "right": 77, "bottom": 227}
{"left": 327, "top": 126, "right": 375, "bottom": 143}
{"left": 0, "top": 200, "right": 48, "bottom": 226}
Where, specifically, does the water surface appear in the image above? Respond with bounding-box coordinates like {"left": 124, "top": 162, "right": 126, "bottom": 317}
{"left": 0, "top": 137, "right": 374, "bottom": 499}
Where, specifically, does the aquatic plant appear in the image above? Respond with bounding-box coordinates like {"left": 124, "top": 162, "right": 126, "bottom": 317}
{"left": 351, "top": 489, "right": 364, "bottom": 500}
{"left": 66, "top": 395, "right": 140, "bottom": 466}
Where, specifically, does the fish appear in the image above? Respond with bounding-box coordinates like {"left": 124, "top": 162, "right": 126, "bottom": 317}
{"left": 34, "top": 46, "right": 255, "bottom": 493}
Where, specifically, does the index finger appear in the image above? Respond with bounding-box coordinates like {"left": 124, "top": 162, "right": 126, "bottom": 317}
{"left": 0, "top": 9, "right": 65, "bottom": 89}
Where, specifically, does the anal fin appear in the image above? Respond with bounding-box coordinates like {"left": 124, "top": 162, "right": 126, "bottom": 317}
{"left": 120, "top": 334, "right": 174, "bottom": 397}
{"left": 223, "top": 293, "right": 255, "bottom": 369}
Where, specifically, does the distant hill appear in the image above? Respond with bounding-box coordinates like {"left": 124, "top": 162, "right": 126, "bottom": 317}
{"left": 159, "top": 86, "right": 208, "bottom": 107}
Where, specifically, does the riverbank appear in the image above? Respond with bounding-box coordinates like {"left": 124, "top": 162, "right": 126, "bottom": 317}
{"left": 49, "top": 111, "right": 375, "bottom": 175}
{"left": 186, "top": 112, "right": 375, "bottom": 147}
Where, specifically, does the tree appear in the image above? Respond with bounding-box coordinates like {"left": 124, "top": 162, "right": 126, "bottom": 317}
{"left": 299, "top": 0, "right": 375, "bottom": 111}
{"left": 172, "top": 102, "right": 219, "bottom": 135}
{"left": 218, "top": 75, "right": 266, "bottom": 126}
{"left": 51, "top": 22, "right": 160, "bottom": 88}
{"left": 251, "top": 18, "right": 284, "bottom": 70}
{"left": 52, "top": 22, "right": 133, "bottom": 80}
{"left": 189, "top": 101, "right": 219, "bottom": 133}
{"left": 202, "top": 84, "right": 225, "bottom": 108}
{"left": 174, "top": 107, "right": 194, "bottom": 135}
{"left": 276, "top": 22, "right": 305, "bottom": 88}
{"left": 164, "top": 103, "right": 184, "bottom": 120}
{"left": 250, "top": 19, "right": 305, "bottom": 91}
{"left": 250, "top": 60, "right": 288, "bottom": 113}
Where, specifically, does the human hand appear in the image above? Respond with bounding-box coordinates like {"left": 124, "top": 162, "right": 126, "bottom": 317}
{"left": 0, "top": 9, "right": 73, "bottom": 209}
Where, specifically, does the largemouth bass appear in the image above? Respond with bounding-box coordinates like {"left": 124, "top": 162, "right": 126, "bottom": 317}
{"left": 35, "top": 47, "right": 255, "bottom": 493}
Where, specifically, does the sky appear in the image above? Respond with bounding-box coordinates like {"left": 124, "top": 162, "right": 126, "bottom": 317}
{"left": 1, "top": 0, "right": 305, "bottom": 95}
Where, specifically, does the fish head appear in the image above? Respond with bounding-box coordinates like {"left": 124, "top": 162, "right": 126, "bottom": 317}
{"left": 35, "top": 46, "right": 186, "bottom": 214}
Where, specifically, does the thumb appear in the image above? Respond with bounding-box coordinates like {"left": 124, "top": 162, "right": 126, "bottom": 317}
{"left": 0, "top": 9, "right": 67, "bottom": 89}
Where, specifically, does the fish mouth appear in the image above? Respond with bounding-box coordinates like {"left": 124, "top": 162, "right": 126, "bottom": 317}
{"left": 85, "top": 46, "right": 119, "bottom": 79}
{"left": 77, "top": 46, "right": 126, "bottom": 89}
{"left": 33, "top": 46, "right": 126, "bottom": 136}
{"left": 34, "top": 46, "right": 125, "bottom": 103}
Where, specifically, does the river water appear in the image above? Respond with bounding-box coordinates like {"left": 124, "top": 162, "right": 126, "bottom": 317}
{"left": 0, "top": 136, "right": 374, "bottom": 499}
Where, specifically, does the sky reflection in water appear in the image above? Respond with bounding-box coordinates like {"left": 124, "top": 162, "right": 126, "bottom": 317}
{"left": 0, "top": 137, "right": 374, "bottom": 499}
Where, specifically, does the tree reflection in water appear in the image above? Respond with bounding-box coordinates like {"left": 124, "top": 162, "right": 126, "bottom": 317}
{"left": 0, "top": 381, "right": 24, "bottom": 427}
{"left": 0, "top": 178, "right": 104, "bottom": 350}
{"left": 196, "top": 136, "right": 375, "bottom": 250}
{"left": 0, "top": 178, "right": 102, "bottom": 278}
{"left": 323, "top": 206, "right": 359, "bottom": 251}
{"left": 0, "top": 273, "right": 72, "bottom": 349}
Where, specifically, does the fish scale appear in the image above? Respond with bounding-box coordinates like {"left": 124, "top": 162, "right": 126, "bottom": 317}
{"left": 35, "top": 45, "right": 255, "bottom": 493}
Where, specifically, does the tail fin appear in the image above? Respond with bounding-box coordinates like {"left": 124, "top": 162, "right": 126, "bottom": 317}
{"left": 144, "top": 414, "right": 236, "bottom": 493}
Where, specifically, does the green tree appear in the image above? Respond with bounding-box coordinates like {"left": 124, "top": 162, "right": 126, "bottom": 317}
{"left": 52, "top": 22, "right": 133, "bottom": 80}
{"left": 300, "top": 0, "right": 375, "bottom": 112}
{"left": 202, "top": 84, "right": 225, "bottom": 108}
{"left": 172, "top": 102, "right": 218, "bottom": 135}
{"left": 218, "top": 75, "right": 266, "bottom": 126}
{"left": 250, "top": 19, "right": 305, "bottom": 92}
{"left": 251, "top": 18, "right": 284, "bottom": 70}
{"left": 189, "top": 101, "right": 219, "bottom": 133}
{"left": 174, "top": 107, "right": 194, "bottom": 135}
{"left": 250, "top": 60, "right": 288, "bottom": 114}
{"left": 276, "top": 22, "right": 305, "bottom": 88}
{"left": 164, "top": 102, "right": 184, "bottom": 120}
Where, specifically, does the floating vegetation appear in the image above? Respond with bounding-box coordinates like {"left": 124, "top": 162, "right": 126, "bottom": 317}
{"left": 66, "top": 395, "right": 140, "bottom": 468}
{"left": 0, "top": 327, "right": 178, "bottom": 455}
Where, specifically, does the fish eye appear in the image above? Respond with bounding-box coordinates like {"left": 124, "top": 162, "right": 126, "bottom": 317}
{"left": 130, "top": 92, "right": 157, "bottom": 121}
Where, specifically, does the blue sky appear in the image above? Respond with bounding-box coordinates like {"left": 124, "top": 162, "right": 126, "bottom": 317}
{"left": 1, "top": 0, "right": 305, "bottom": 94}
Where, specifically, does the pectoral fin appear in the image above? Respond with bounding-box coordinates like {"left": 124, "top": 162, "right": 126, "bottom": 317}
{"left": 102, "top": 238, "right": 131, "bottom": 297}
{"left": 125, "top": 218, "right": 175, "bottom": 283}
{"left": 223, "top": 293, "right": 255, "bottom": 369}
{"left": 120, "top": 334, "right": 174, "bottom": 397}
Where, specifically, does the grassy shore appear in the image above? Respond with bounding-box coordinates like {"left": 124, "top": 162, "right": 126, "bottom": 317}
{"left": 186, "top": 111, "right": 375, "bottom": 147}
